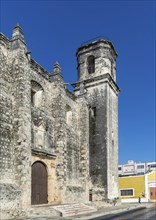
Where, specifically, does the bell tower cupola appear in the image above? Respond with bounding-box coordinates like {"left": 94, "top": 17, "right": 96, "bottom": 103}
{"left": 76, "top": 39, "right": 117, "bottom": 83}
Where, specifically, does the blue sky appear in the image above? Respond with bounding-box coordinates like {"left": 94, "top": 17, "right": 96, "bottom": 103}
{"left": 1, "top": 0, "right": 155, "bottom": 164}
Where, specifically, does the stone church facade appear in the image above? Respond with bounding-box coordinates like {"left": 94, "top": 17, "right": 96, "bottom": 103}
{"left": 0, "top": 25, "right": 119, "bottom": 218}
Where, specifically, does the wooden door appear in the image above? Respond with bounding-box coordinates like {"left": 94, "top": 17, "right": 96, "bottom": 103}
{"left": 31, "top": 161, "right": 48, "bottom": 205}
{"left": 150, "top": 187, "right": 156, "bottom": 200}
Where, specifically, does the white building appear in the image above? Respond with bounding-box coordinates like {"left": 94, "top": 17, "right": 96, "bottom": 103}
{"left": 118, "top": 160, "right": 156, "bottom": 176}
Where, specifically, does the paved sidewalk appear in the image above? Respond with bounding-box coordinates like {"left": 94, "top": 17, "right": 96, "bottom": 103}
{"left": 11, "top": 203, "right": 156, "bottom": 220}
{"left": 73, "top": 203, "right": 155, "bottom": 220}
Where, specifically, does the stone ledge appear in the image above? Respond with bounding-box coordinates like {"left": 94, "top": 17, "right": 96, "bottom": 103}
{"left": 32, "top": 148, "right": 56, "bottom": 159}
{"left": 72, "top": 73, "right": 120, "bottom": 94}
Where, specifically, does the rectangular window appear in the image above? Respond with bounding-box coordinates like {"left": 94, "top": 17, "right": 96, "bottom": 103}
{"left": 151, "top": 164, "right": 156, "bottom": 168}
{"left": 118, "top": 167, "right": 122, "bottom": 171}
{"left": 137, "top": 172, "right": 144, "bottom": 175}
{"left": 89, "top": 189, "right": 93, "bottom": 202}
{"left": 92, "top": 107, "right": 96, "bottom": 117}
{"left": 137, "top": 165, "right": 144, "bottom": 169}
{"left": 120, "top": 189, "right": 134, "bottom": 196}
{"left": 123, "top": 165, "right": 134, "bottom": 172}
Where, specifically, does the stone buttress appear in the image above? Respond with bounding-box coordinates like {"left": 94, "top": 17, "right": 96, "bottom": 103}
{"left": 0, "top": 25, "right": 32, "bottom": 217}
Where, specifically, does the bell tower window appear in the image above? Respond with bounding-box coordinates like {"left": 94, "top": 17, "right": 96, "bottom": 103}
{"left": 87, "top": 55, "right": 95, "bottom": 74}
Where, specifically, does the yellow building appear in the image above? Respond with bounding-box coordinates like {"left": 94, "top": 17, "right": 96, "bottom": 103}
{"left": 119, "top": 171, "right": 156, "bottom": 203}
{"left": 145, "top": 171, "right": 156, "bottom": 202}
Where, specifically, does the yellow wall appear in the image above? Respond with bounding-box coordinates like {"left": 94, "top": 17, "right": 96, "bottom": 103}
{"left": 148, "top": 171, "right": 156, "bottom": 181}
{"left": 119, "top": 176, "right": 145, "bottom": 198}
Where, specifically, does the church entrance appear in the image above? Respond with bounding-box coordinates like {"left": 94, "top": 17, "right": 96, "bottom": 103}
{"left": 31, "top": 161, "right": 48, "bottom": 205}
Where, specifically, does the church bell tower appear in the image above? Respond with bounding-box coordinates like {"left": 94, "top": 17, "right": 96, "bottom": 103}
{"left": 73, "top": 39, "right": 120, "bottom": 202}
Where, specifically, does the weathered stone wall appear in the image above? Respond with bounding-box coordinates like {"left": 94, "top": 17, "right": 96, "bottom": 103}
{"left": 0, "top": 36, "right": 24, "bottom": 220}
{"left": 0, "top": 37, "right": 14, "bottom": 185}
{"left": 11, "top": 49, "right": 32, "bottom": 210}
{"left": 30, "top": 59, "right": 90, "bottom": 203}
{"left": 30, "top": 66, "right": 55, "bottom": 155}
{"left": 107, "top": 85, "right": 119, "bottom": 199}
{"left": 0, "top": 26, "right": 119, "bottom": 218}
{"left": 65, "top": 96, "right": 90, "bottom": 202}
{"left": 0, "top": 28, "right": 32, "bottom": 217}
{"left": 87, "top": 85, "right": 108, "bottom": 193}
{"left": 74, "top": 39, "right": 119, "bottom": 204}
{"left": 0, "top": 184, "right": 22, "bottom": 219}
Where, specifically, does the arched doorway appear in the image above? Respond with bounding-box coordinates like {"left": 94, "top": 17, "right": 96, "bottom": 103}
{"left": 31, "top": 161, "right": 48, "bottom": 205}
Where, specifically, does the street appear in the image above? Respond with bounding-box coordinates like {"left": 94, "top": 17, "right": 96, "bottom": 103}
{"left": 92, "top": 206, "right": 156, "bottom": 220}
{"left": 9, "top": 204, "right": 156, "bottom": 220}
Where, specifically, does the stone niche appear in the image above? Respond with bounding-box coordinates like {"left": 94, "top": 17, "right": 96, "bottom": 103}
{"left": 31, "top": 106, "right": 54, "bottom": 153}
{"left": 31, "top": 80, "right": 43, "bottom": 108}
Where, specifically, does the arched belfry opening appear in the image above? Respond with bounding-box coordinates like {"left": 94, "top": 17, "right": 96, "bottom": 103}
{"left": 31, "top": 161, "right": 48, "bottom": 205}
{"left": 87, "top": 55, "right": 95, "bottom": 74}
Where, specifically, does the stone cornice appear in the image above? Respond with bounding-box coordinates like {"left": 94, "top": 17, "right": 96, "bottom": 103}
{"left": 0, "top": 33, "right": 27, "bottom": 47}
{"left": 76, "top": 39, "right": 117, "bottom": 59}
{"left": 0, "top": 33, "right": 10, "bottom": 46}
{"left": 10, "top": 37, "right": 27, "bottom": 46}
{"left": 72, "top": 73, "right": 120, "bottom": 95}
{"left": 32, "top": 148, "right": 56, "bottom": 159}
{"left": 30, "top": 59, "right": 50, "bottom": 80}
{"left": 66, "top": 89, "right": 77, "bottom": 101}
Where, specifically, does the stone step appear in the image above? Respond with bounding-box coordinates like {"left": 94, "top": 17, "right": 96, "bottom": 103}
{"left": 52, "top": 203, "right": 97, "bottom": 217}
{"left": 26, "top": 203, "right": 97, "bottom": 218}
